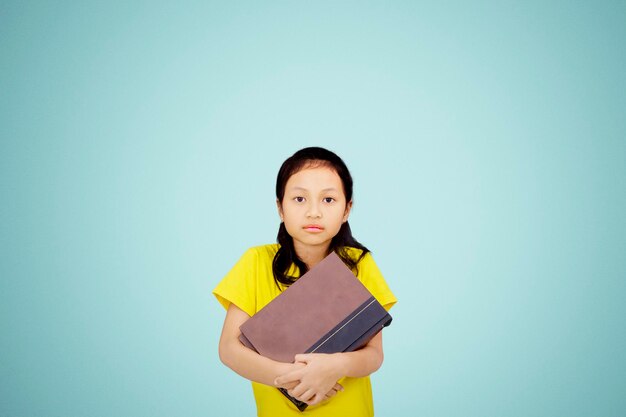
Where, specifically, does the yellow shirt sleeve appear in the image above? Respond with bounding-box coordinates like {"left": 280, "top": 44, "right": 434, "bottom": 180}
{"left": 356, "top": 251, "right": 398, "bottom": 311}
{"left": 212, "top": 248, "right": 259, "bottom": 317}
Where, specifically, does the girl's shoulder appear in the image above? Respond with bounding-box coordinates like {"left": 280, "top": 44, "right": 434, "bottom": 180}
{"left": 243, "top": 243, "right": 280, "bottom": 262}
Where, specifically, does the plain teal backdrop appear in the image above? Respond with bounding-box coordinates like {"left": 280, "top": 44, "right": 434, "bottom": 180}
{"left": 1, "top": 1, "right": 625, "bottom": 416}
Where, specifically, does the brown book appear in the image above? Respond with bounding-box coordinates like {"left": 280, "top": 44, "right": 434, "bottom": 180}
{"left": 238, "top": 251, "right": 392, "bottom": 411}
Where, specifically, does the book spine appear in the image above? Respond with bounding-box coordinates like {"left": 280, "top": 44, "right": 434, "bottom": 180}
{"left": 344, "top": 314, "right": 392, "bottom": 352}
{"left": 278, "top": 388, "right": 308, "bottom": 411}
{"left": 305, "top": 297, "right": 391, "bottom": 354}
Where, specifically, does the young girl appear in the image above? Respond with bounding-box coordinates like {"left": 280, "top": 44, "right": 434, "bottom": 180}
{"left": 213, "top": 147, "right": 397, "bottom": 416}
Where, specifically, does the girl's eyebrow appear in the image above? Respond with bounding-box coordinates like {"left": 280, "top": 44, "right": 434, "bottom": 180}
{"left": 289, "top": 186, "right": 339, "bottom": 192}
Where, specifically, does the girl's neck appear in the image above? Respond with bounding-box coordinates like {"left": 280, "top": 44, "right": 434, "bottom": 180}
{"left": 293, "top": 242, "right": 331, "bottom": 269}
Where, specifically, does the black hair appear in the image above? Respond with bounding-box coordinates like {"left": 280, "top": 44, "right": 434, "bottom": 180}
{"left": 273, "top": 146, "right": 370, "bottom": 288}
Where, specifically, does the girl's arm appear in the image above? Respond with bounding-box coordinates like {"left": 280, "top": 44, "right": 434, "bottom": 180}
{"left": 274, "top": 332, "right": 385, "bottom": 406}
{"left": 218, "top": 303, "right": 299, "bottom": 385}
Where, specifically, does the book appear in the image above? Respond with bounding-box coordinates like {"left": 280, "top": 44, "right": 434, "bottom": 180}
{"left": 238, "top": 251, "right": 392, "bottom": 411}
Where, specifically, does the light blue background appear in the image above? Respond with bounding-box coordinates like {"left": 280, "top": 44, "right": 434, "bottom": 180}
{"left": 1, "top": 1, "right": 625, "bottom": 416}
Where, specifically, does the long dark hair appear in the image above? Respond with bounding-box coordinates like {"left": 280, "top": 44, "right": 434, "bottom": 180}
{"left": 273, "top": 146, "right": 370, "bottom": 288}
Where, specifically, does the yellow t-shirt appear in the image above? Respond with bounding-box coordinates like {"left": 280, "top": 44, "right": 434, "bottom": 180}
{"left": 213, "top": 244, "right": 397, "bottom": 417}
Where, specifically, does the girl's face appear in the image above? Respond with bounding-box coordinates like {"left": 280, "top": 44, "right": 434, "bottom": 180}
{"left": 277, "top": 165, "right": 352, "bottom": 255}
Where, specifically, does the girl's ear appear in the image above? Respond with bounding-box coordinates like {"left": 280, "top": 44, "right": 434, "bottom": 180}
{"left": 276, "top": 199, "right": 284, "bottom": 221}
{"left": 343, "top": 200, "right": 353, "bottom": 223}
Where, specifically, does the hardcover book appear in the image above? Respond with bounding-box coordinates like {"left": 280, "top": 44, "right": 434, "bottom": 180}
{"left": 238, "top": 251, "right": 392, "bottom": 411}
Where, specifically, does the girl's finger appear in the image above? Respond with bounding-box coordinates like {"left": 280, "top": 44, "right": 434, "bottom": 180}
{"left": 294, "top": 353, "right": 310, "bottom": 363}
{"left": 296, "top": 389, "right": 315, "bottom": 403}
{"left": 274, "top": 369, "right": 303, "bottom": 386}
{"left": 308, "top": 393, "right": 326, "bottom": 406}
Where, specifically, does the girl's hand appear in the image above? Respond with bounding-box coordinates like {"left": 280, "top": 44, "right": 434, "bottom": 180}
{"left": 323, "top": 383, "right": 344, "bottom": 401}
{"left": 275, "top": 361, "right": 305, "bottom": 391}
{"left": 274, "top": 353, "right": 345, "bottom": 406}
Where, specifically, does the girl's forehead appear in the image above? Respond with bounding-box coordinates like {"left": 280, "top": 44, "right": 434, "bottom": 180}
{"left": 286, "top": 166, "right": 342, "bottom": 190}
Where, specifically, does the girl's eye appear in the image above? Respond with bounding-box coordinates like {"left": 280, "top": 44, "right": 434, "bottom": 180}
{"left": 294, "top": 197, "right": 305, "bottom": 203}
{"left": 323, "top": 197, "right": 335, "bottom": 203}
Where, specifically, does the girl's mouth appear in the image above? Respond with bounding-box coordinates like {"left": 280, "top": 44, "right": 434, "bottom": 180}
{"left": 303, "top": 225, "right": 324, "bottom": 232}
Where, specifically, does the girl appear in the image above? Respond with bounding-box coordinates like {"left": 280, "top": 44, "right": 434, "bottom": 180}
{"left": 213, "top": 147, "right": 397, "bottom": 416}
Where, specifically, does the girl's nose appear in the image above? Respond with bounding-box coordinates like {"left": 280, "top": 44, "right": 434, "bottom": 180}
{"left": 306, "top": 203, "right": 322, "bottom": 218}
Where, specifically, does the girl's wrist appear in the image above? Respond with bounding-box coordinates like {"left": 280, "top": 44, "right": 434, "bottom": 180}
{"left": 332, "top": 352, "right": 349, "bottom": 379}
{"left": 273, "top": 360, "right": 304, "bottom": 382}
{"left": 273, "top": 361, "right": 292, "bottom": 379}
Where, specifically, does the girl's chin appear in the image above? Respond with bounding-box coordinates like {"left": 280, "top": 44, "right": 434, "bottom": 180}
{"left": 293, "top": 237, "right": 332, "bottom": 249}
